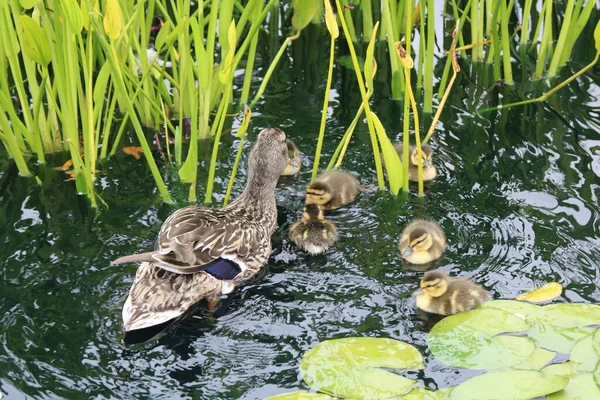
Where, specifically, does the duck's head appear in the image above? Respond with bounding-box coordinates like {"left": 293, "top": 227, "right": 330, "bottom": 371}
{"left": 401, "top": 227, "right": 434, "bottom": 258}
{"left": 410, "top": 144, "right": 434, "bottom": 168}
{"left": 281, "top": 140, "right": 301, "bottom": 176}
{"left": 306, "top": 182, "right": 332, "bottom": 205}
{"left": 302, "top": 203, "right": 325, "bottom": 221}
{"left": 413, "top": 270, "right": 448, "bottom": 298}
{"left": 249, "top": 128, "right": 289, "bottom": 179}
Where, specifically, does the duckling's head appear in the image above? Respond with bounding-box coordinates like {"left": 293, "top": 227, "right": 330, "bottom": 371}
{"left": 303, "top": 203, "right": 325, "bottom": 221}
{"left": 409, "top": 144, "right": 434, "bottom": 168}
{"left": 281, "top": 139, "right": 301, "bottom": 176}
{"left": 415, "top": 270, "right": 449, "bottom": 298}
{"left": 249, "top": 128, "right": 289, "bottom": 180}
{"left": 305, "top": 182, "right": 332, "bottom": 205}
{"left": 401, "top": 227, "right": 434, "bottom": 258}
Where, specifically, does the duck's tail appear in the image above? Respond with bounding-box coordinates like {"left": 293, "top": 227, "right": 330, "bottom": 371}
{"left": 111, "top": 251, "right": 156, "bottom": 265}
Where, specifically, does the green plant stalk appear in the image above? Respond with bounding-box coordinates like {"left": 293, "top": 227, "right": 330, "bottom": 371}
{"left": 240, "top": 0, "right": 263, "bottom": 104}
{"left": 223, "top": 107, "right": 252, "bottom": 206}
{"left": 417, "top": 1, "right": 426, "bottom": 89}
{"left": 547, "top": 0, "right": 575, "bottom": 77}
{"left": 336, "top": 0, "right": 384, "bottom": 188}
{"left": 90, "top": 14, "right": 172, "bottom": 202}
{"left": 560, "top": 0, "right": 595, "bottom": 66}
{"left": 205, "top": 83, "right": 232, "bottom": 204}
{"left": 500, "top": 0, "right": 514, "bottom": 84}
{"left": 535, "top": 0, "right": 553, "bottom": 78}
{"left": 437, "top": 56, "right": 452, "bottom": 100}
{"left": 381, "top": 0, "right": 402, "bottom": 98}
{"left": 488, "top": 0, "right": 502, "bottom": 79}
{"left": 424, "top": 70, "right": 457, "bottom": 144}
{"left": 0, "top": 107, "right": 31, "bottom": 176}
{"left": 531, "top": 0, "right": 547, "bottom": 47}
{"left": 361, "top": 0, "right": 374, "bottom": 41}
{"left": 404, "top": 67, "right": 424, "bottom": 195}
{"left": 520, "top": 0, "right": 533, "bottom": 45}
{"left": 470, "top": 0, "right": 483, "bottom": 61}
{"left": 100, "top": 91, "right": 118, "bottom": 160}
{"left": 312, "top": 37, "right": 336, "bottom": 180}
{"left": 423, "top": 0, "right": 435, "bottom": 112}
{"left": 479, "top": 53, "right": 600, "bottom": 113}
{"left": 83, "top": 32, "right": 96, "bottom": 180}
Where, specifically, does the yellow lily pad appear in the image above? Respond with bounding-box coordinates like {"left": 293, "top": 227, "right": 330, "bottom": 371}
{"left": 517, "top": 282, "right": 563, "bottom": 303}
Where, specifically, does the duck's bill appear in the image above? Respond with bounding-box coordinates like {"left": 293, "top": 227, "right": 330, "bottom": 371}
{"left": 411, "top": 288, "right": 424, "bottom": 297}
{"left": 289, "top": 157, "right": 300, "bottom": 168}
{"left": 402, "top": 247, "right": 414, "bottom": 258}
{"left": 422, "top": 159, "right": 431, "bottom": 168}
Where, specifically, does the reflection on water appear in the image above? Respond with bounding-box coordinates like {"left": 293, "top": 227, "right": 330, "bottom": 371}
{"left": 2, "top": 41, "right": 600, "bottom": 400}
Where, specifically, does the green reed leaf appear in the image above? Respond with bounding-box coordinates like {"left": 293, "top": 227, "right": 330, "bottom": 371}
{"left": 61, "top": 0, "right": 83, "bottom": 34}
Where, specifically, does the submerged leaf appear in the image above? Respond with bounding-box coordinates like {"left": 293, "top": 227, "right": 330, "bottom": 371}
{"left": 300, "top": 337, "right": 422, "bottom": 399}
{"left": 449, "top": 370, "right": 568, "bottom": 400}
{"left": 527, "top": 304, "right": 600, "bottom": 353}
{"left": 516, "top": 282, "right": 562, "bottom": 303}
{"left": 428, "top": 308, "right": 536, "bottom": 370}
{"left": 122, "top": 147, "right": 144, "bottom": 160}
{"left": 547, "top": 373, "right": 600, "bottom": 400}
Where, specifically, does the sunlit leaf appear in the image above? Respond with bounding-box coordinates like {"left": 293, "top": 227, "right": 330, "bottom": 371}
{"left": 542, "top": 362, "right": 575, "bottom": 377}
{"left": 570, "top": 333, "right": 600, "bottom": 373}
{"left": 61, "top": 0, "right": 83, "bottom": 34}
{"left": 428, "top": 308, "right": 536, "bottom": 370}
{"left": 370, "top": 112, "right": 401, "bottom": 194}
{"left": 479, "top": 299, "right": 540, "bottom": 318}
{"left": 514, "top": 348, "right": 556, "bottom": 371}
{"left": 19, "top": 16, "right": 51, "bottom": 66}
{"left": 154, "top": 20, "right": 172, "bottom": 53}
{"left": 219, "top": 21, "right": 236, "bottom": 84}
{"left": 594, "top": 19, "right": 600, "bottom": 54}
{"left": 403, "top": 387, "right": 442, "bottom": 399}
{"left": 323, "top": 0, "right": 338, "bottom": 38}
{"left": 104, "top": 0, "right": 122, "bottom": 40}
{"left": 448, "top": 370, "right": 568, "bottom": 400}
{"left": 265, "top": 391, "right": 334, "bottom": 400}
{"left": 18, "top": 0, "right": 35, "bottom": 9}
{"left": 395, "top": 40, "right": 414, "bottom": 69}
{"left": 93, "top": 62, "right": 111, "bottom": 108}
{"left": 364, "top": 22, "right": 379, "bottom": 91}
{"left": 122, "top": 147, "right": 144, "bottom": 160}
{"left": 547, "top": 373, "right": 600, "bottom": 400}
{"left": 292, "top": 0, "right": 320, "bottom": 32}
{"left": 594, "top": 359, "right": 600, "bottom": 387}
{"left": 190, "top": 18, "right": 210, "bottom": 89}
{"left": 236, "top": 104, "right": 252, "bottom": 139}
{"left": 300, "top": 337, "right": 423, "bottom": 399}
{"left": 527, "top": 304, "right": 600, "bottom": 353}
{"left": 516, "top": 282, "right": 563, "bottom": 303}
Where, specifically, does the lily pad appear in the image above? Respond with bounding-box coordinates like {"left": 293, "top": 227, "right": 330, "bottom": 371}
{"left": 541, "top": 363, "right": 575, "bottom": 377}
{"left": 516, "top": 282, "right": 563, "bottom": 303}
{"left": 527, "top": 304, "right": 600, "bottom": 353}
{"left": 547, "top": 373, "right": 600, "bottom": 400}
{"left": 570, "top": 333, "right": 600, "bottom": 373}
{"left": 402, "top": 387, "right": 442, "bottom": 400}
{"left": 480, "top": 300, "right": 540, "bottom": 318}
{"left": 265, "top": 392, "right": 334, "bottom": 400}
{"left": 300, "top": 337, "right": 423, "bottom": 399}
{"left": 448, "top": 370, "right": 569, "bottom": 400}
{"left": 514, "top": 348, "right": 556, "bottom": 371}
{"left": 428, "top": 308, "right": 536, "bottom": 369}
{"left": 592, "top": 328, "right": 600, "bottom": 356}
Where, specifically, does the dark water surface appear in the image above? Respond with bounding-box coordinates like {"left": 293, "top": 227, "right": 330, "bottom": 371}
{"left": 2, "top": 28, "right": 600, "bottom": 399}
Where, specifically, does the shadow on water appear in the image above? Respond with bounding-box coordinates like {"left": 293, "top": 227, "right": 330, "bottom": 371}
{"left": 2, "top": 21, "right": 600, "bottom": 400}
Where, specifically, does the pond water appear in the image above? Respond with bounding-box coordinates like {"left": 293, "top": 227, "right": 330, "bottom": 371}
{"left": 2, "top": 24, "right": 600, "bottom": 399}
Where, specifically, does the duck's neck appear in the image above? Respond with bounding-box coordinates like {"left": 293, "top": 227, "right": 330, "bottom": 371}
{"left": 229, "top": 169, "right": 278, "bottom": 209}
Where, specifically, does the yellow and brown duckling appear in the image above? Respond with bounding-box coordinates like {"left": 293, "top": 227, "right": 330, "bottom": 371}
{"left": 289, "top": 203, "right": 338, "bottom": 255}
{"left": 281, "top": 139, "right": 301, "bottom": 176}
{"left": 412, "top": 270, "right": 491, "bottom": 315}
{"left": 305, "top": 170, "right": 360, "bottom": 210}
{"left": 398, "top": 219, "right": 446, "bottom": 264}
{"left": 393, "top": 143, "right": 437, "bottom": 182}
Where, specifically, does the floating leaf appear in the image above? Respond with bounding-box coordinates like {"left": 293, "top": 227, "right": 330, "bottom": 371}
{"left": 592, "top": 327, "right": 600, "bottom": 356}
{"left": 480, "top": 300, "right": 540, "bottom": 318}
{"left": 527, "top": 304, "right": 600, "bottom": 353}
{"left": 547, "top": 373, "right": 600, "bottom": 400}
{"left": 448, "top": 370, "right": 568, "bottom": 400}
{"left": 265, "top": 391, "right": 334, "bottom": 400}
{"left": 517, "top": 282, "right": 563, "bottom": 303}
{"left": 292, "top": 0, "right": 320, "bottom": 33}
{"left": 542, "top": 362, "right": 574, "bottom": 377}
{"left": 428, "top": 308, "right": 536, "bottom": 370}
{"left": 514, "top": 348, "right": 556, "bottom": 371}
{"left": 570, "top": 333, "right": 600, "bottom": 373}
{"left": 594, "top": 359, "right": 600, "bottom": 387}
{"left": 104, "top": 0, "right": 122, "bottom": 40}
{"left": 19, "top": 16, "right": 51, "bottom": 66}
{"left": 122, "top": 147, "right": 144, "bottom": 160}
{"left": 300, "top": 337, "right": 423, "bottom": 399}
{"left": 403, "top": 387, "right": 442, "bottom": 399}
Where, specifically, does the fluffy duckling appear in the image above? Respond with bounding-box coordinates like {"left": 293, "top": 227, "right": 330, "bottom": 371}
{"left": 398, "top": 219, "right": 446, "bottom": 264}
{"left": 289, "top": 203, "right": 338, "bottom": 255}
{"left": 281, "top": 139, "right": 301, "bottom": 176}
{"left": 305, "top": 170, "right": 360, "bottom": 210}
{"left": 412, "top": 270, "right": 491, "bottom": 315}
{"left": 393, "top": 143, "right": 437, "bottom": 182}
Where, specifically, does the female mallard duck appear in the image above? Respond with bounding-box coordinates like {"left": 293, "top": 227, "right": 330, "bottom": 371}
{"left": 412, "top": 270, "right": 490, "bottom": 315}
{"left": 398, "top": 219, "right": 446, "bottom": 264}
{"left": 305, "top": 170, "right": 360, "bottom": 210}
{"left": 112, "top": 128, "right": 289, "bottom": 332}
{"left": 289, "top": 203, "right": 338, "bottom": 255}
{"left": 281, "top": 139, "right": 301, "bottom": 176}
{"left": 392, "top": 143, "right": 437, "bottom": 181}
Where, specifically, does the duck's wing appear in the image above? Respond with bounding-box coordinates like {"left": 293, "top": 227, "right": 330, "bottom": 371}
{"left": 114, "top": 205, "right": 269, "bottom": 275}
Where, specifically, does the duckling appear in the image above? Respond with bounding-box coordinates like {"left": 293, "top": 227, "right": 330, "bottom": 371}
{"left": 305, "top": 170, "right": 360, "bottom": 210}
{"left": 289, "top": 203, "right": 338, "bottom": 255}
{"left": 281, "top": 139, "right": 301, "bottom": 176}
{"left": 412, "top": 270, "right": 491, "bottom": 315}
{"left": 392, "top": 143, "right": 437, "bottom": 182}
{"left": 398, "top": 219, "right": 446, "bottom": 264}
{"left": 112, "top": 128, "right": 289, "bottom": 332}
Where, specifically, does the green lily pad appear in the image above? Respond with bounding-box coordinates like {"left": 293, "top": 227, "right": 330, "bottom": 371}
{"left": 592, "top": 329, "right": 600, "bottom": 356}
{"left": 571, "top": 333, "right": 600, "bottom": 373}
{"left": 527, "top": 304, "right": 600, "bottom": 353}
{"left": 594, "top": 359, "right": 600, "bottom": 388}
{"left": 542, "top": 363, "right": 575, "bottom": 377}
{"left": 480, "top": 300, "right": 541, "bottom": 318}
{"left": 448, "top": 370, "right": 569, "bottom": 400}
{"left": 402, "top": 387, "right": 442, "bottom": 399}
{"left": 514, "top": 348, "right": 556, "bottom": 371}
{"left": 265, "top": 392, "right": 334, "bottom": 400}
{"left": 300, "top": 337, "right": 423, "bottom": 399}
{"left": 547, "top": 373, "right": 600, "bottom": 400}
{"left": 428, "top": 308, "right": 536, "bottom": 369}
